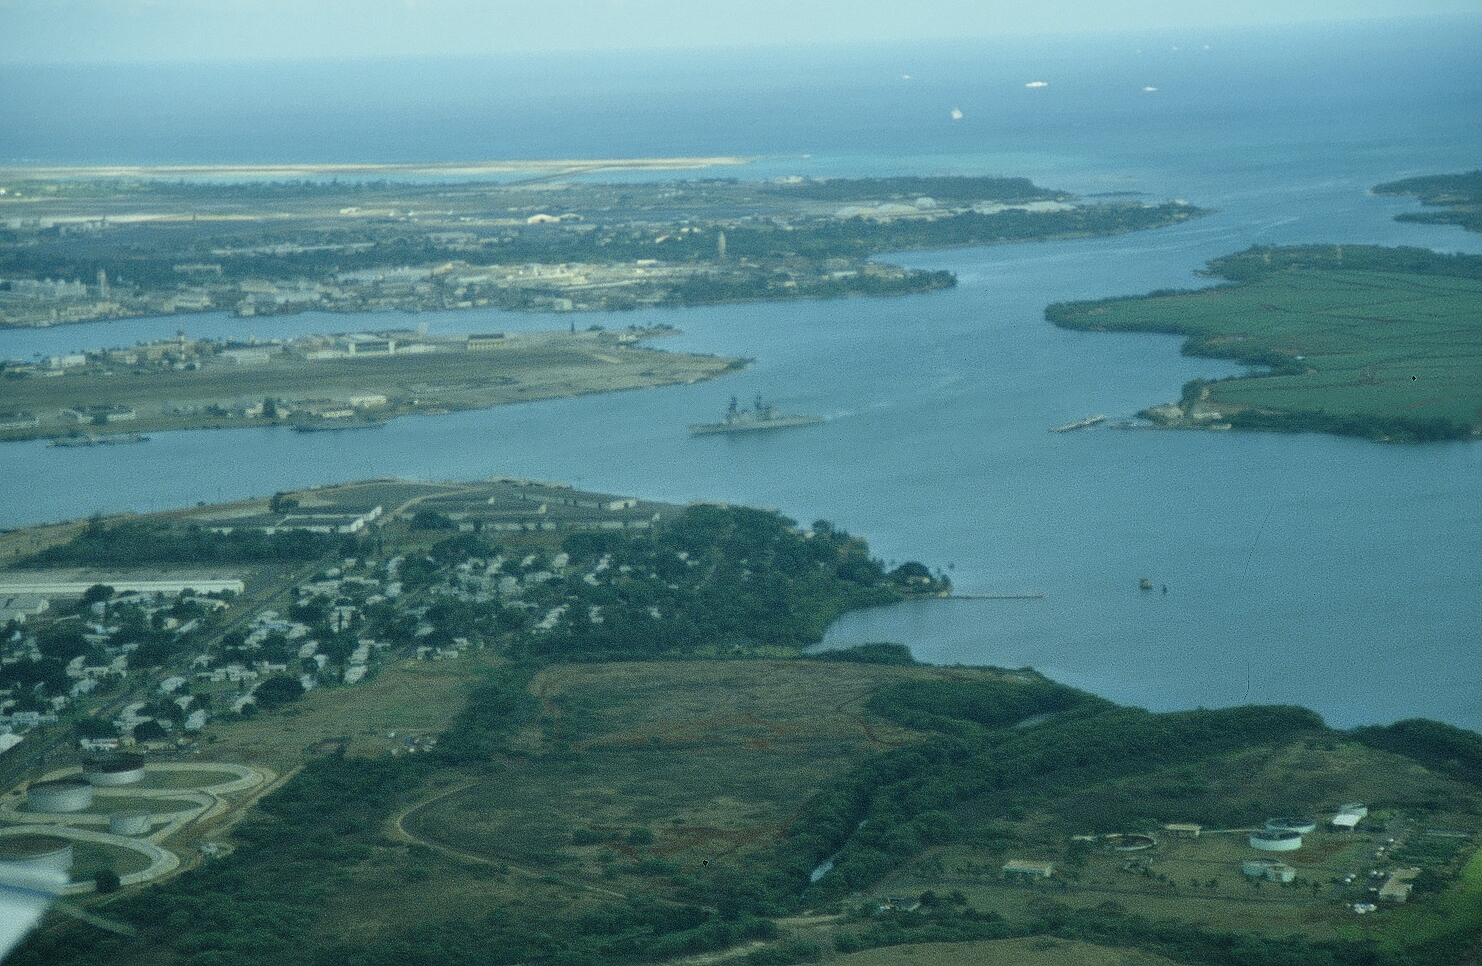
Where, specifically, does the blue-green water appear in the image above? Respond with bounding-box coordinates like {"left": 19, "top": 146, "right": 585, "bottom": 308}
{"left": 2, "top": 18, "right": 1480, "bottom": 730}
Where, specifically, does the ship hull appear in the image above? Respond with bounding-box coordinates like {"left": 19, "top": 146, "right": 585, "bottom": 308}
{"left": 689, "top": 415, "right": 824, "bottom": 435}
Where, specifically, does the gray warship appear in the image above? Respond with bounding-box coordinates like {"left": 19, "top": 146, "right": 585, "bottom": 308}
{"left": 689, "top": 395, "right": 824, "bottom": 435}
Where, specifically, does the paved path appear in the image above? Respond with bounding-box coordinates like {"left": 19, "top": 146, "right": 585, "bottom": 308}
{"left": 0, "top": 762, "right": 269, "bottom": 893}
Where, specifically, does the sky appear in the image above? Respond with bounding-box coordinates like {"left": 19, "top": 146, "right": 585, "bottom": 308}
{"left": 2, "top": 0, "right": 1479, "bottom": 63}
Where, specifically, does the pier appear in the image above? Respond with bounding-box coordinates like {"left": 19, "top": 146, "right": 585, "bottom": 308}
{"left": 1049, "top": 414, "right": 1106, "bottom": 433}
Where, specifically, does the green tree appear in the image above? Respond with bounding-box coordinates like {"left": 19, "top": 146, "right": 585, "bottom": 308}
{"left": 93, "top": 868, "right": 121, "bottom": 894}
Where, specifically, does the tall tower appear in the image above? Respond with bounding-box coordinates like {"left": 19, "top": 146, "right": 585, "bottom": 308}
{"left": 96, "top": 269, "right": 109, "bottom": 300}
{"left": 716, "top": 231, "right": 727, "bottom": 260}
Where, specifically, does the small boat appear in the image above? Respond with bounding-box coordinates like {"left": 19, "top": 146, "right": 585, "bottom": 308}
{"left": 48, "top": 433, "right": 149, "bottom": 448}
{"left": 291, "top": 416, "right": 386, "bottom": 433}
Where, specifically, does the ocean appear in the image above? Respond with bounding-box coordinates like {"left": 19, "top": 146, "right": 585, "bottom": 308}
{"left": 2, "top": 16, "right": 1481, "bottom": 730}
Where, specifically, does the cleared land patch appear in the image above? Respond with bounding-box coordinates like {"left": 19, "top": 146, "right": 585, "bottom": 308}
{"left": 206, "top": 657, "right": 483, "bottom": 769}
{"left": 400, "top": 661, "right": 990, "bottom": 889}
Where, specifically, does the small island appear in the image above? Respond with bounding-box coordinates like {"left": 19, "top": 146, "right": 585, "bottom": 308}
{"left": 1046, "top": 244, "right": 1482, "bottom": 442}
{"left": 0, "top": 326, "right": 742, "bottom": 443}
{"left": 0, "top": 169, "right": 1205, "bottom": 327}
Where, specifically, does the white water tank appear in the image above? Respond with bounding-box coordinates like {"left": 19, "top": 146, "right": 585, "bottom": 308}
{"left": 1250, "top": 829, "right": 1303, "bottom": 852}
{"left": 26, "top": 777, "right": 94, "bottom": 813}
{"left": 109, "top": 811, "right": 153, "bottom": 836}
{"left": 0, "top": 834, "right": 74, "bottom": 875}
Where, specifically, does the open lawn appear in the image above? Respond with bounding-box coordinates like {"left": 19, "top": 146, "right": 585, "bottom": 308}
{"left": 69, "top": 840, "right": 154, "bottom": 878}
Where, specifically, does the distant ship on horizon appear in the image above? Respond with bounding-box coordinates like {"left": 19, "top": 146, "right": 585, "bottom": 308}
{"left": 689, "top": 395, "right": 825, "bottom": 435}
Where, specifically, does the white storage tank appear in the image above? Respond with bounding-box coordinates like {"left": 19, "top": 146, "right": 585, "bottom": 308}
{"left": 109, "top": 811, "right": 153, "bottom": 836}
{"left": 1250, "top": 829, "right": 1303, "bottom": 852}
{"left": 0, "top": 834, "right": 74, "bottom": 875}
{"left": 84, "top": 752, "right": 147, "bottom": 786}
{"left": 1265, "top": 817, "right": 1317, "bottom": 835}
{"left": 25, "top": 777, "right": 94, "bottom": 813}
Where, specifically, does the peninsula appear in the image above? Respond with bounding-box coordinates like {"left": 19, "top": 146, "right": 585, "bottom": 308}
{"left": 3, "top": 481, "right": 1480, "bottom": 966}
{"left": 1373, "top": 169, "right": 1482, "bottom": 233}
{"left": 0, "top": 326, "right": 740, "bottom": 442}
{"left": 0, "top": 171, "right": 1204, "bottom": 327}
{"left": 1046, "top": 244, "right": 1482, "bottom": 442}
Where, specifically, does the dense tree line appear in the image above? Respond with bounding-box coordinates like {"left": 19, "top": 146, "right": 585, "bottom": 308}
{"left": 784, "top": 679, "right": 1324, "bottom": 902}
{"left": 1350, "top": 717, "right": 1482, "bottom": 786}
{"left": 21, "top": 519, "right": 353, "bottom": 566}
{"left": 1204, "top": 244, "right": 1482, "bottom": 283}
{"left": 1225, "top": 407, "right": 1471, "bottom": 443}
{"left": 529, "top": 506, "right": 945, "bottom": 659}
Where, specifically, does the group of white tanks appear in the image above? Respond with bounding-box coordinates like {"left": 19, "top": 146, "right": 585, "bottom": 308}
{"left": 1249, "top": 816, "right": 1319, "bottom": 852}
{"left": 0, "top": 755, "right": 153, "bottom": 876}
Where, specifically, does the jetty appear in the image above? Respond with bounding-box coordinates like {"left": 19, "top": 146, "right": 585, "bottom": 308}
{"left": 950, "top": 592, "right": 1045, "bottom": 601}
{"left": 1049, "top": 414, "right": 1106, "bottom": 433}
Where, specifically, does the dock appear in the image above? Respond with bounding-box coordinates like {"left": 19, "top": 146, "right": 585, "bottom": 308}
{"left": 1049, "top": 414, "right": 1106, "bottom": 433}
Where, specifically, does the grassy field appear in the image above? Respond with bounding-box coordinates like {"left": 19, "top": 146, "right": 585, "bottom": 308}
{"left": 382, "top": 660, "right": 1482, "bottom": 955}
{"left": 69, "top": 840, "right": 154, "bottom": 878}
{"left": 832, "top": 936, "right": 1190, "bottom": 966}
{"left": 400, "top": 660, "right": 950, "bottom": 891}
{"left": 130, "top": 769, "right": 244, "bottom": 790}
{"left": 1047, "top": 248, "right": 1482, "bottom": 441}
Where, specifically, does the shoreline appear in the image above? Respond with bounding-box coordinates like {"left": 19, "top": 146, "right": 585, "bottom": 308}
{"left": 0, "top": 156, "right": 756, "bottom": 182}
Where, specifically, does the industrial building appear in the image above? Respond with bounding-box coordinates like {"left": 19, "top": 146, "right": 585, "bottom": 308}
{"left": 1242, "top": 859, "right": 1296, "bottom": 883}
{"left": 1333, "top": 803, "right": 1368, "bottom": 830}
{"left": 208, "top": 504, "right": 383, "bottom": 535}
{"left": 0, "top": 577, "right": 245, "bottom": 597}
{"left": 466, "top": 332, "right": 506, "bottom": 350}
{"left": 1001, "top": 860, "right": 1054, "bottom": 880}
{"left": 0, "top": 594, "right": 49, "bottom": 624}
{"left": 60, "top": 404, "right": 136, "bottom": 423}
{"left": 1379, "top": 868, "right": 1421, "bottom": 902}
